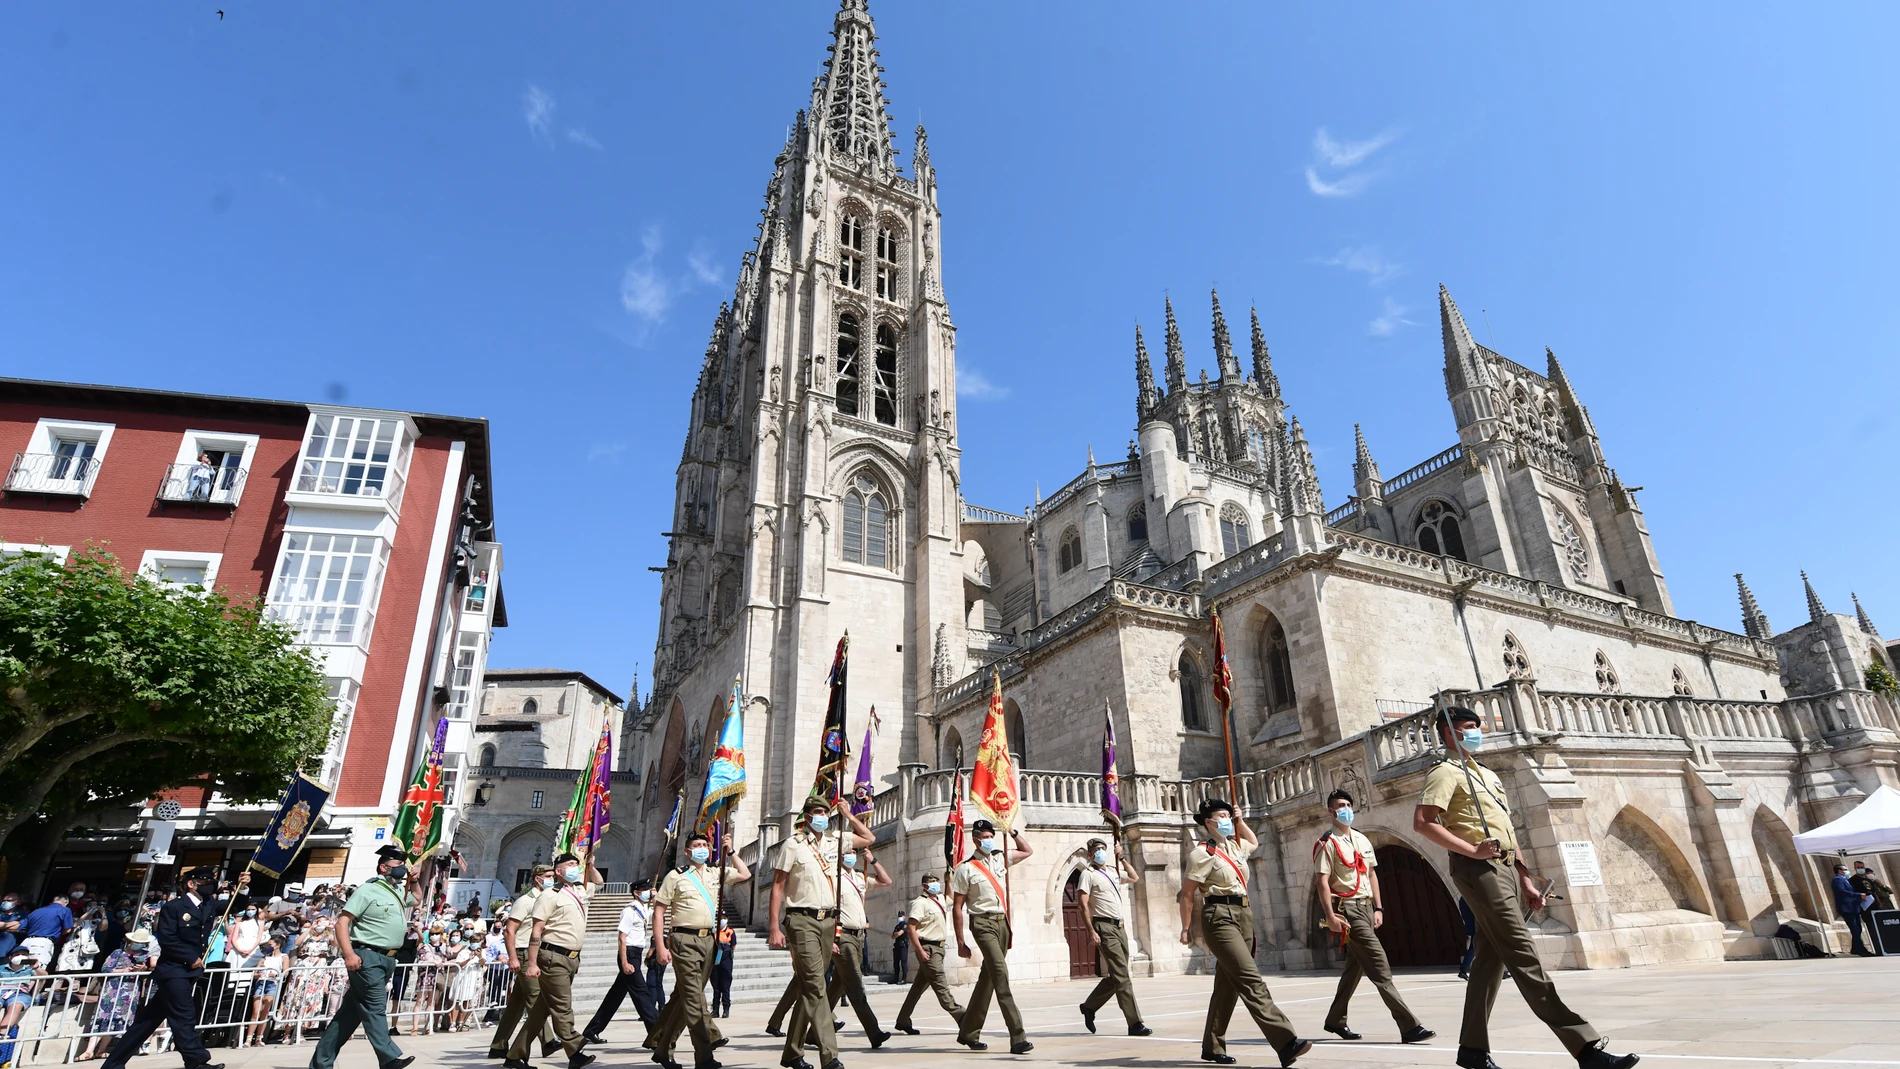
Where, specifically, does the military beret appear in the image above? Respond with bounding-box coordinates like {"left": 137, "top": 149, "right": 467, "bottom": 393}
{"left": 374, "top": 844, "right": 408, "bottom": 862}
{"left": 182, "top": 866, "right": 219, "bottom": 881}
{"left": 970, "top": 818, "right": 996, "bottom": 835}
{"left": 1195, "top": 798, "right": 1234, "bottom": 823}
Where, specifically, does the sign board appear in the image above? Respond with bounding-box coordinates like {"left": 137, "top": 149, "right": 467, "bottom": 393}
{"left": 145, "top": 820, "right": 176, "bottom": 856}
{"left": 1557, "top": 841, "right": 1604, "bottom": 887}
{"left": 363, "top": 816, "right": 391, "bottom": 842}
{"left": 133, "top": 853, "right": 176, "bottom": 866}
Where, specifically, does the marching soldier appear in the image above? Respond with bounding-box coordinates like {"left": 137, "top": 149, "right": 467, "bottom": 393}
{"left": 894, "top": 872, "right": 964, "bottom": 1035}
{"left": 307, "top": 846, "right": 417, "bottom": 1069}
{"left": 829, "top": 843, "right": 893, "bottom": 1046}
{"left": 1314, "top": 789, "right": 1434, "bottom": 1044}
{"left": 650, "top": 831, "right": 751, "bottom": 1069}
{"left": 491, "top": 863, "right": 559, "bottom": 1059}
{"left": 1413, "top": 706, "right": 1638, "bottom": 1069}
{"left": 1179, "top": 799, "right": 1309, "bottom": 1068}
{"left": 1076, "top": 837, "right": 1150, "bottom": 1037}
{"left": 506, "top": 847, "right": 603, "bottom": 1069}
{"left": 952, "top": 818, "right": 1033, "bottom": 1055}
{"left": 770, "top": 798, "right": 873, "bottom": 1069}
{"left": 102, "top": 866, "right": 254, "bottom": 1069}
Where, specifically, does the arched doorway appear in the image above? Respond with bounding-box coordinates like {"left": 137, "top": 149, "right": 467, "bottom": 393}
{"left": 1061, "top": 870, "right": 1099, "bottom": 979}
{"left": 1374, "top": 845, "right": 1464, "bottom": 966}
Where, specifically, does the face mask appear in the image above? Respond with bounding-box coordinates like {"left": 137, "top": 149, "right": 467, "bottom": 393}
{"left": 639, "top": 890, "right": 653, "bottom": 902}
{"left": 562, "top": 867, "right": 583, "bottom": 884}
{"left": 926, "top": 881, "right": 942, "bottom": 895}
{"left": 386, "top": 865, "right": 409, "bottom": 883}
{"left": 842, "top": 853, "right": 858, "bottom": 870}
{"left": 1459, "top": 728, "right": 1483, "bottom": 751}
{"left": 1214, "top": 817, "right": 1235, "bottom": 838}
{"left": 690, "top": 846, "right": 711, "bottom": 864}
{"left": 981, "top": 837, "right": 1001, "bottom": 854}
{"left": 1334, "top": 807, "right": 1354, "bottom": 826}
{"left": 1092, "top": 849, "right": 1111, "bottom": 866}
{"left": 537, "top": 877, "right": 554, "bottom": 890}
{"left": 244, "top": 910, "right": 257, "bottom": 918}
{"left": 808, "top": 814, "right": 830, "bottom": 833}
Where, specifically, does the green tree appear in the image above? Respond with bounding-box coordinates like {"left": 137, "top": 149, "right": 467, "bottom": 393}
{"left": 0, "top": 545, "right": 334, "bottom": 870}
{"left": 1869, "top": 660, "right": 1900, "bottom": 696}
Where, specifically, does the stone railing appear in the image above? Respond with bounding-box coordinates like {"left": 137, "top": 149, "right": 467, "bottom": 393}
{"left": 871, "top": 784, "right": 904, "bottom": 829}
{"left": 1146, "top": 555, "right": 1200, "bottom": 591}
{"left": 1532, "top": 692, "right": 1677, "bottom": 739}
{"left": 962, "top": 502, "right": 1028, "bottom": 525}
{"left": 1324, "top": 497, "right": 1360, "bottom": 526}
{"left": 1786, "top": 688, "right": 1900, "bottom": 739}
{"left": 1201, "top": 536, "right": 1289, "bottom": 597}
{"left": 1020, "top": 769, "right": 1106, "bottom": 808}
{"left": 1200, "top": 457, "right": 1264, "bottom": 485}
{"left": 966, "top": 627, "right": 1017, "bottom": 650}
{"left": 1382, "top": 444, "right": 1465, "bottom": 496}
{"left": 1678, "top": 699, "right": 1789, "bottom": 742}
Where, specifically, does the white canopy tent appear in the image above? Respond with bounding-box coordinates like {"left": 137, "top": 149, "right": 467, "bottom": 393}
{"left": 1793, "top": 784, "right": 1900, "bottom": 856}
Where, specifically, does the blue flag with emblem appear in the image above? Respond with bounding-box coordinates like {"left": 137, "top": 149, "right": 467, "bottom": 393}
{"left": 250, "top": 773, "right": 332, "bottom": 878}
{"left": 696, "top": 676, "right": 747, "bottom": 837}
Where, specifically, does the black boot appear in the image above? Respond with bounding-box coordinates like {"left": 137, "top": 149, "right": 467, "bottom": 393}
{"left": 1576, "top": 1040, "right": 1640, "bottom": 1069}
{"left": 1457, "top": 1047, "right": 1503, "bottom": 1069}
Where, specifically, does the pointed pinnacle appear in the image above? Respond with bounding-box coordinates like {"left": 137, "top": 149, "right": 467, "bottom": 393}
{"left": 1802, "top": 570, "right": 1828, "bottom": 624}
{"left": 1440, "top": 283, "right": 1490, "bottom": 392}
{"left": 1249, "top": 305, "right": 1279, "bottom": 397}
{"left": 1736, "top": 573, "right": 1772, "bottom": 639}
{"left": 1163, "top": 296, "right": 1186, "bottom": 391}
{"left": 1853, "top": 593, "right": 1879, "bottom": 636}
{"left": 1211, "top": 288, "right": 1238, "bottom": 377}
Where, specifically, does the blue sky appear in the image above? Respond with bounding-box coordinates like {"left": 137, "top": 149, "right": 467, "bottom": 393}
{"left": 5, "top": 3, "right": 1897, "bottom": 699}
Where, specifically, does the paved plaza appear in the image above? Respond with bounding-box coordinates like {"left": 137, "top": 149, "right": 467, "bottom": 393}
{"left": 108, "top": 957, "right": 1899, "bottom": 1069}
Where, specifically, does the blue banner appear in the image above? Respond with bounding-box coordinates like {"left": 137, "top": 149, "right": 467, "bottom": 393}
{"left": 250, "top": 773, "right": 332, "bottom": 878}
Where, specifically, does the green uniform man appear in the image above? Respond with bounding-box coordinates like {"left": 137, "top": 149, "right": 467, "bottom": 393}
{"left": 649, "top": 831, "right": 752, "bottom": 1069}
{"left": 769, "top": 798, "right": 871, "bottom": 1069}
{"left": 1179, "top": 798, "right": 1309, "bottom": 1069}
{"left": 1412, "top": 706, "right": 1638, "bottom": 1069}
{"left": 1314, "top": 788, "right": 1434, "bottom": 1044}
{"left": 952, "top": 817, "right": 1033, "bottom": 1056}
{"left": 1076, "top": 837, "right": 1151, "bottom": 1037}
{"left": 310, "top": 844, "right": 420, "bottom": 1069}
{"left": 893, "top": 873, "right": 963, "bottom": 1035}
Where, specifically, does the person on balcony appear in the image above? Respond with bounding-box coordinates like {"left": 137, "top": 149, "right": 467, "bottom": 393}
{"left": 1314, "top": 789, "right": 1434, "bottom": 1044}
{"left": 186, "top": 453, "right": 216, "bottom": 501}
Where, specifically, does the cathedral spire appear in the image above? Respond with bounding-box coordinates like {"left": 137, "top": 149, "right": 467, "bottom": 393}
{"left": 818, "top": 0, "right": 898, "bottom": 172}
{"left": 1802, "top": 570, "right": 1828, "bottom": 624}
{"left": 1545, "top": 347, "right": 1598, "bottom": 439}
{"left": 1250, "top": 306, "right": 1280, "bottom": 399}
{"left": 1163, "top": 297, "right": 1187, "bottom": 393}
{"left": 1353, "top": 423, "right": 1383, "bottom": 502}
{"left": 1133, "top": 324, "right": 1159, "bottom": 420}
{"left": 1439, "top": 283, "right": 1494, "bottom": 394}
{"left": 1853, "top": 593, "right": 1879, "bottom": 636}
{"left": 1736, "top": 573, "right": 1772, "bottom": 639}
{"left": 1290, "top": 417, "right": 1322, "bottom": 511}
{"left": 1211, "top": 289, "right": 1241, "bottom": 381}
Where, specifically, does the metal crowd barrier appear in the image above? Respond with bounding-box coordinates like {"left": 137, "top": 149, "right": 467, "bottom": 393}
{"left": 0, "top": 960, "right": 518, "bottom": 1066}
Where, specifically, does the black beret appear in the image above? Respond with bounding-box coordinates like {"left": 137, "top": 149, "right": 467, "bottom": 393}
{"left": 374, "top": 844, "right": 408, "bottom": 862}
{"left": 182, "top": 866, "right": 219, "bottom": 881}
{"left": 1195, "top": 797, "right": 1234, "bottom": 823}
{"left": 969, "top": 818, "right": 996, "bottom": 835}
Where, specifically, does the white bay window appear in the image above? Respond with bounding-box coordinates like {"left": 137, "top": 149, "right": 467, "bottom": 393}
{"left": 268, "top": 532, "right": 390, "bottom": 647}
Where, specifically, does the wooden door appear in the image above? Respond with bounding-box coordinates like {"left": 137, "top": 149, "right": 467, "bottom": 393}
{"left": 1373, "top": 846, "right": 1465, "bottom": 967}
{"left": 1062, "top": 871, "right": 1099, "bottom": 979}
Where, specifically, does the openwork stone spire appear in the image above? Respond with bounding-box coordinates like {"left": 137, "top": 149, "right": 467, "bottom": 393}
{"left": 1736, "top": 573, "right": 1772, "bottom": 639}
{"left": 1853, "top": 593, "right": 1879, "bottom": 636}
{"left": 1250, "top": 306, "right": 1280, "bottom": 399}
{"left": 1802, "top": 570, "right": 1827, "bottom": 624}
{"left": 1163, "top": 297, "right": 1187, "bottom": 393}
{"left": 1353, "top": 423, "right": 1381, "bottom": 487}
{"left": 1133, "top": 324, "right": 1159, "bottom": 420}
{"left": 1440, "top": 283, "right": 1494, "bottom": 393}
{"left": 820, "top": 0, "right": 898, "bottom": 171}
{"left": 1211, "top": 289, "right": 1241, "bottom": 381}
{"left": 1289, "top": 417, "right": 1322, "bottom": 511}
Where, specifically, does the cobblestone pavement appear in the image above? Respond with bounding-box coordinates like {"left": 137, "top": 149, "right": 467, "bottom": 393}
{"left": 110, "top": 957, "right": 1900, "bottom": 1069}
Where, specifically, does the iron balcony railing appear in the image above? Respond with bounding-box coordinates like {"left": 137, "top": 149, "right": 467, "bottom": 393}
{"left": 156, "top": 461, "right": 248, "bottom": 506}
{"left": 6, "top": 451, "right": 102, "bottom": 497}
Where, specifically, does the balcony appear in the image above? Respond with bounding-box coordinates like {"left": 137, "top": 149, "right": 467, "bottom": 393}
{"left": 155, "top": 461, "right": 248, "bottom": 508}
{"left": 268, "top": 602, "right": 379, "bottom": 651}
{"left": 5, "top": 452, "right": 101, "bottom": 498}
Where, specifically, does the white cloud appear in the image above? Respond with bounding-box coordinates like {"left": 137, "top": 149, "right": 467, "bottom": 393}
{"left": 586, "top": 441, "right": 628, "bottom": 464}
{"left": 523, "top": 84, "right": 556, "bottom": 139}
{"left": 957, "top": 367, "right": 1011, "bottom": 401}
{"left": 1367, "top": 297, "right": 1415, "bottom": 337}
{"left": 565, "top": 127, "right": 603, "bottom": 150}
{"left": 1304, "top": 126, "right": 1400, "bottom": 199}
{"left": 620, "top": 228, "right": 672, "bottom": 324}
{"left": 686, "top": 244, "right": 723, "bottom": 286}
{"left": 1323, "top": 245, "right": 1402, "bottom": 287}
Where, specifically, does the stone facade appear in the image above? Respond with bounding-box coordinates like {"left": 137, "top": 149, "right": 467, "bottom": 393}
{"left": 623, "top": 0, "right": 1900, "bottom": 981}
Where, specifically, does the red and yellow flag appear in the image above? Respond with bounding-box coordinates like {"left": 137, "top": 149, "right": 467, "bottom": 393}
{"left": 969, "top": 669, "right": 1020, "bottom": 828}
{"left": 1211, "top": 610, "right": 1235, "bottom": 715}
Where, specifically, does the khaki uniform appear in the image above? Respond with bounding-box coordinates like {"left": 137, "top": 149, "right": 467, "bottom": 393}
{"left": 649, "top": 864, "right": 741, "bottom": 1063}
{"left": 1315, "top": 828, "right": 1421, "bottom": 1034}
{"left": 764, "top": 868, "right": 885, "bottom": 1043}
{"left": 776, "top": 830, "right": 843, "bottom": 1066}
{"left": 1422, "top": 757, "right": 1600, "bottom": 1057}
{"left": 1078, "top": 864, "right": 1144, "bottom": 1029}
{"left": 1189, "top": 838, "right": 1299, "bottom": 1059}
{"left": 508, "top": 878, "right": 600, "bottom": 1062}
{"left": 896, "top": 891, "right": 963, "bottom": 1029}
{"left": 951, "top": 856, "right": 1025, "bottom": 1047}
{"left": 489, "top": 886, "right": 555, "bottom": 1057}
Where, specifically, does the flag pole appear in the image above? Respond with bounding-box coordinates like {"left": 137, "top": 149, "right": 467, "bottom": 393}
{"left": 1213, "top": 610, "right": 1241, "bottom": 809}
{"left": 714, "top": 813, "right": 728, "bottom": 934}
{"left": 650, "top": 789, "right": 685, "bottom": 891}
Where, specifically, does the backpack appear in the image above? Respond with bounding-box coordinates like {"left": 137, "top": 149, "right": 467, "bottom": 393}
{"left": 1774, "top": 923, "right": 1831, "bottom": 959}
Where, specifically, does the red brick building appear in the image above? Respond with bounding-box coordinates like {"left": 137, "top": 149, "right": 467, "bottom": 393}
{"left": 1, "top": 377, "right": 503, "bottom": 890}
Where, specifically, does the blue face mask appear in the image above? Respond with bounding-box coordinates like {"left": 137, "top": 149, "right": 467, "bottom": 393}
{"left": 1093, "top": 849, "right": 1111, "bottom": 866}
{"left": 981, "top": 837, "right": 1002, "bottom": 854}
{"left": 1460, "top": 728, "right": 1484, "bottom": 751}
{"left": 1334, "top": 807, "right": 1354, "bottom": 826}
{"left": 925, "top": 881, "right": 942, "bottom": 895}
{"left": 808, "top": 814, "right": 830, "bottom": 833}
{"left": 562, "top": 867, "right": 583, "bottom": 884}
{"left": 842, "top": 853, "right": 858, "bottom": 870}
{"left": 690, "top": 846, "right": 710, "bottom": 865}
{"left": 1214, "top": 817, "right": 1235, "bottom": 838}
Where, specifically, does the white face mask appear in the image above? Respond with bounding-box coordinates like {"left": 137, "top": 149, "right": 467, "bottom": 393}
{"left": 925, "top": 882, "right": 942, "bottom": 895}
{"left": 842, "top": 853, "right": 858, "bottom": 870}
{"left": 639, "top": 890, "right": 653, "bottom": 902}
{"left": 537, "top": 877, "right": 553, "bottom": 890}
{"left": 980, "top": 837, "right": 1001, "bottom": 854}
{"left": 1092, "top": 849, "right": 1111, "bottom": 866}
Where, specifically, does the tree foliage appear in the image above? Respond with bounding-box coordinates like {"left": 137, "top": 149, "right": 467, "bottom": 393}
{"left": 0, "top": 545, "right": 335, "bottom": 855}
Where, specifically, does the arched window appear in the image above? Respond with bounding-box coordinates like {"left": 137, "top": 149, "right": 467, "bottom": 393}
{"left": 1245, "top": 423, "right": 1271, "bottom": 467}
{"left": 1127, "top": 508, "right": 1148, "bottom": 543}
{"left": 1671, "top": 666, "right": 1693, "bottom": 697}
{"left": 1415, "top": 500, "right": 1467, "bottom": 561}
{"left": 522, "top": 697, "right": 539, "bottom": 716}
{"left": 875, "top": 226, "right": 901, "bottom": 300}
{"left": 1595, "top": 651, "right": 1621, "bottom": 693}
{"left": 1219, "top": 504, "right": 1251, "bottom": 557}
{"left": 842, "top": 473, "right": 891, "bottom": 569}
{"left": 1004, "top": 699, "right": 1027, "bottom": 768}
{"left": 1261, "top": 614, "right": 1295, "bottom": 711}
{"left": 873, "top": 323, "right": 898, "bottom": 425}
{"left": 478, "top": 743, "right": 498, "bottom": 768}
{"left": 839, "top": 214, "right": 865, "bottom": 290}
{"left": 836, "top": 314, "right": 862, "bottom": 417}
{"left": 1178, "top": 653, "right": 1207, "bottom": 731}
{"left": 1554, "top": 507, "right": 1589, "bottom": 580}
{"left": 941, "top": 727, "right": 964, "bottom": 770}
{"left": 1502, "top": 633, "right": 1532, "bottom": 680}
{"left": 1058, "top": 527, "right": 1083, "bottom": 573}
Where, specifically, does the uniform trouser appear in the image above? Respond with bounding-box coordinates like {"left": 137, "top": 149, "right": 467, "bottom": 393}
{"left": 509, "top": 949, "right": 583, "bottom": 1060}
{"left": 584, "top": 954, "right": 659, "bottom": 1036}
{"left": 306, "top": 947, "right": 405, "bottom": 1069}
{"left": 892, "top": 938, "right": 908, "bottom": 983}
{"left": 102, "top": 972, "right": 212, "bottom": 1068}
{"left": 489, "top": 960, "right": 557, "bottom": 1055}
{"left": 1201, "top": 901, "right": 1299, "bottom": 1058}
{"left": 782, "top": 911, "right": 841, "bottom": 1065}
{"left": 768, "top": 962, "right": 837, "bottom": 1033}
{"left": 648, "top": 931, "right": 718, "bottom": 1062}
{"left": 957, "top": 912, "right": 1025, "bottom": 1046}
{"left": 1449, "top": 854, "right": 1600, "bottom": 1056}
{"left": 1324, "top": 896, "right": 1422, "bottom": 1032}
{"left": 896, "top": 940, "right": 963, "bottom": 1027}
{"left": 827, "top": 929, "right": 881, "bottom": 1038}
{"left": 1081, "top": 917, "right": 1144, "bottom": 1028}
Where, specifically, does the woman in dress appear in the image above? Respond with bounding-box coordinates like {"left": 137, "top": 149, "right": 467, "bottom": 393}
{"left": 76, "top": 931, "right": 152, "bottom": 1061}
{"left": 410, "top": 929, "right": 444, "bottom": 1036}
{"left": 444, "top": 933, "right": 481, "bottom": 1032}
